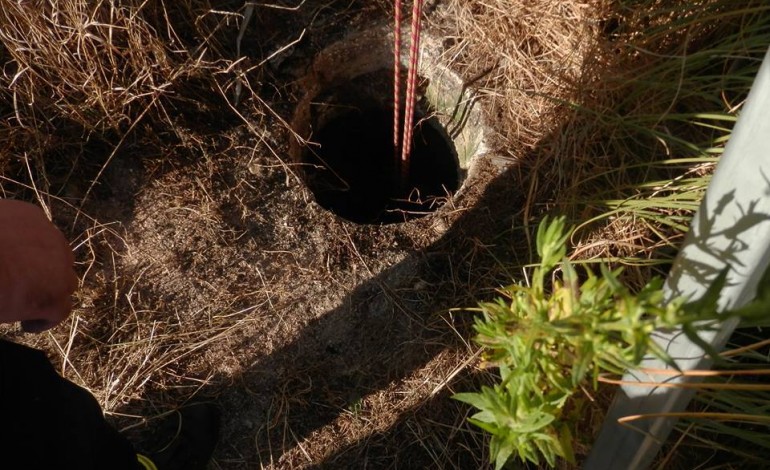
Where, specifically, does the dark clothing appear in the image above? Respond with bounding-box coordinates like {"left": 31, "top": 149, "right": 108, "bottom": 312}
{"left": 0, "top": 338, "right": 139, "bottom": 470}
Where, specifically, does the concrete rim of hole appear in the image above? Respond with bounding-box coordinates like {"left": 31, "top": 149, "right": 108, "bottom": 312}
{"left": 290, "top": 23, "right": 494, "bottom": 212}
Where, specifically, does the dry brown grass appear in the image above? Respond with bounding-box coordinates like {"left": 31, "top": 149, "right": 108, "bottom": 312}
{"left": 0, "top": 0, "right": 260, "bottom": 457}
{"left": 0, "top": 0, "right": 244, "bottom": 198}
{"left": 1, "top": 1, "right": 171, "bottom": 130}
{"left": 434, "top": 0, "right": 599, "bottom": 152}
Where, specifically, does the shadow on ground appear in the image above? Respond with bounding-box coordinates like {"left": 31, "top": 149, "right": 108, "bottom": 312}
{"left": 208, "top": 155, "right": 532, "bottom": 468}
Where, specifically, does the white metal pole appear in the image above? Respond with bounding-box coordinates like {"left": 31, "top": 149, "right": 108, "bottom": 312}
{"left": 586, "top": 46, "right": 770, "bottom": 470}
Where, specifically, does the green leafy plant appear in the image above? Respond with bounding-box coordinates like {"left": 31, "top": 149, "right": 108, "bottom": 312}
{"left": 454, "top": 216, "right": 717, "bottom": 469}
{"left": 452, "top": 3, "right": 770, "bottom": 469}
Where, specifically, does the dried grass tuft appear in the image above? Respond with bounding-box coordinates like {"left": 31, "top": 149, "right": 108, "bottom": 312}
{"left": 0, "top": 1, "right": 177, "bottom": 132}
{"left": 434, "top": 0, "right": 600, "bottom": 151}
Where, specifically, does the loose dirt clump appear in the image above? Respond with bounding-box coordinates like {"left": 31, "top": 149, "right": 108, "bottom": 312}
{"left": 0, "top": 1, "right": 609, "bottom": 468}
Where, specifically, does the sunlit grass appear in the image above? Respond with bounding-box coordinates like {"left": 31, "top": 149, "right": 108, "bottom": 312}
{"left": 460, "top": 0, "right": 770, "bottom": 467}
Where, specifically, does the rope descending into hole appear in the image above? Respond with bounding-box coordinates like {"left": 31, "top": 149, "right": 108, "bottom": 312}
{"left": 393, "top": 0, "right": 403, "bottom": 165}
{"left": 394, "top": 0, "right": 424, "bottom": 186}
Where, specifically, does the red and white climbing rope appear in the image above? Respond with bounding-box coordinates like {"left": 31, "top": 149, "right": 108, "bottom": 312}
{"left": 393, "top": 0, "right": 403, "bottom": 164}
{"left": 394, "top": 0, "right": 424, "bottom": 184}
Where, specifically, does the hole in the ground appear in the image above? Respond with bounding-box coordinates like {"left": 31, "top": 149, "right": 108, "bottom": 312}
{"left": 292, "top": 26, "right": 492, "bottom": 226}
{"left": 302, "top": 79, "right": 459, "bottom": 225}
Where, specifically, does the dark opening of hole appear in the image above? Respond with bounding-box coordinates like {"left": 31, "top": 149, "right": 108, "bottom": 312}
{"left": 303, "top": 105, "right": 459, "bottom": 224}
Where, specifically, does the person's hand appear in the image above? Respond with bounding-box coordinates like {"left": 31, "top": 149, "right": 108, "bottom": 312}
{"left": 0, "top": 199, "right": 77, "bottom": 333}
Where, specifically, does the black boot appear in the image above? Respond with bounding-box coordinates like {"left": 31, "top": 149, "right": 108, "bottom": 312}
{"left": 136, "top": 403, "right": 221, "bottom": 470}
